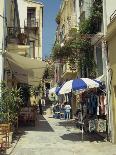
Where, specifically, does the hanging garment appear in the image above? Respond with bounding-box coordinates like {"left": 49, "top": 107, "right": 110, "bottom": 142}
{"left": 97, "top": 119, "right": 107, "bottom": 132}
{"left": 97, "top": 96, "right": 100, "bottom": 115}
{"left": 90, "top": 94, "right": 98, "bottom": 115}
{"left": 89, "top": 119, "right": 96, "bottom": 132}
{"left": 104, "top": 96, "right": 107, "bottom": 115}
{"left": 100, "top": 95, "right": 105, "bottom": 115}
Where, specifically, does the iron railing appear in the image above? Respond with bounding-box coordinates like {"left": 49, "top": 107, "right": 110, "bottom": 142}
{"left": 24, "top": 18, "right": 39, "bottom": 28}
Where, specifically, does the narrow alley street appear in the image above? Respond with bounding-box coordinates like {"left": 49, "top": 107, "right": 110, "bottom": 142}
{"left": 7, "top": 107, "right": 116, "bottom": 155}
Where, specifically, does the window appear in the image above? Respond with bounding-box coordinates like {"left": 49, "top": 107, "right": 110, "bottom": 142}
{"left": 79, "top": 0, "right": 84, "bottom": 7}
{"left": 27, "top": 7, "right": 36, "bottom": 27}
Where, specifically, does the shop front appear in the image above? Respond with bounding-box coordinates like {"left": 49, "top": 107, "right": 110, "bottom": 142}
{"left": 75, "top": 87, "right": 108, "bottom": 139}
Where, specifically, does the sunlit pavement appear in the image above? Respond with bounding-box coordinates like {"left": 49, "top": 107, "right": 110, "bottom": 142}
{"left": 7, "top": 110, "right": 116, "bottom": 155}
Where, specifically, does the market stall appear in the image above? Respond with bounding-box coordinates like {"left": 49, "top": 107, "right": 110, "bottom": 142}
{"left": 75, "top": 87, "right": 108, "bottom": 140}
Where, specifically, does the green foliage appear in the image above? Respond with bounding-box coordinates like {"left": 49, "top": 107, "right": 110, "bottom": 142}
{"left": 52, "top": 0, "right": 102, "bottom": 77}
{"left": 0, "top": 83, "right": 23, "bottom": 124}
{"left": 79, "top": 19, "right": 91, "bottom": 34}
{"left": 69, "top": 28, "right": 78, "bottom": 37}
{"left": 43, "top": 66, "right": 55, "bottom": 80}
{"left": 55, "top": 11, "right": 61, "bottom": 25}
{"left": 52, "top": 43, "right": 62, "bottom": 60}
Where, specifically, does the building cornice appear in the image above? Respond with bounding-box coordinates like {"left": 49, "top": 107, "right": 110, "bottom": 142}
{"left": 24, "top": 0, "right": 44, "bottom": 7}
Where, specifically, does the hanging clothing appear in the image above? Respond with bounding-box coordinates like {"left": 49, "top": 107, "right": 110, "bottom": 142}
{"left": 99, "top": 95, "right": 105, "bottom": 115}
{"left": 87, "top": 94, "right": 98, "bottom": 115}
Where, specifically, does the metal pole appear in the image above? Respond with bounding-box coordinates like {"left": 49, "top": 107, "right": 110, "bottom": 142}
{"left": 0, "top": 0, "right": 5, "bottom": 97}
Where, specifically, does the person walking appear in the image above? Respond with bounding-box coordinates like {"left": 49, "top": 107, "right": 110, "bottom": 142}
{"left": 64, "top": 102, "right": 71, "bottom": 120}
{"left": 39, "top": 99, "right": 43, "bottom": 115}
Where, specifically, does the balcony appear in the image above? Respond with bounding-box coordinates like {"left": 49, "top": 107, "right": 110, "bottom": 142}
{"left": 7, "top": 27, "right": 30, "bottom": 56}
{"left": 24, "top": 18, "right": 39, "bottom": 29}
{"left": 7, "top": 27, "right": 29, "bottom": 45}
{"left": 61, "top": 62, "right": 78, "bottom": 80}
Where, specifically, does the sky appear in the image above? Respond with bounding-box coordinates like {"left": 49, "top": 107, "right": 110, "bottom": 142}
{"left": 37, "top": 0, "right": 61, "bottom": 58}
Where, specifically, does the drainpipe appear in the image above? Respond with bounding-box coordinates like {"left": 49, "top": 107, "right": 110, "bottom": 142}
{"left": 0, "top": 0, "right": 5, "bottom": 99}
{"left": 0, "top": 0, "right": 7, "bottom": 115}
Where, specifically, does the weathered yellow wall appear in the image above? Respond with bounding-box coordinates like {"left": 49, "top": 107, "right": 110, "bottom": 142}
{"left": 108, "top": 31, "right": 116, "bottom": 143}
{"left": 60, "top": 0, "right": 77, "bottom": 36}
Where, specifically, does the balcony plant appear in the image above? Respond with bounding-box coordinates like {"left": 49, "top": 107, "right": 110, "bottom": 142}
{"left": 17, "top": 33, "right": 28, "bottom": 45}
{"left": 0, "top": 83, "right": 23, "bottom": 128}
{"left": 55, "top": 11, "right": 61, "bottom": 25}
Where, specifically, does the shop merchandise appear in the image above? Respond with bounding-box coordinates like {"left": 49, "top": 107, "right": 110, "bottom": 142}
{"left": 75, "top": 89, "right": 107, "bottom": 136}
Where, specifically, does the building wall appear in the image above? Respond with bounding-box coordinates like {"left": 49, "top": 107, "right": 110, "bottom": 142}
{"left": 108, "top": 34, "right": 116, "bottom": 143}
{"left": 106, "top": 0, "right": 116, "bottom": 25}
{"left": 17, "top": 0, "right": 43, "bottom": 59}
{"left": 5, "top": 0, "right": 14, "bottom": 27}
{"left": 0, "top": 0, "right": 4, "bottom": 90}
{"left": 79, "top": 0, "right": 92, "bottom": 21}
{"left": 107, "top": 15, "right": 116, "bottom": 143}
{"left": 59, "top": 0, "right": 78, "bottom": 41}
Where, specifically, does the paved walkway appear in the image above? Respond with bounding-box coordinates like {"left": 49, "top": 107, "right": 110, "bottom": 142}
{"left": 7, "top": 113, "right": 116, "bottom": 155}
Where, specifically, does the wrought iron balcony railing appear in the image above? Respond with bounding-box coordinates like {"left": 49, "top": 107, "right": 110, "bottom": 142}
{"left": 24, "top": 18, "right": 39, "bottom": 28}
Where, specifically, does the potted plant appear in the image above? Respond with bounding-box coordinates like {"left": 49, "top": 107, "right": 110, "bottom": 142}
{"left": 0, "top": 83, "right": 22, "bottom": 144}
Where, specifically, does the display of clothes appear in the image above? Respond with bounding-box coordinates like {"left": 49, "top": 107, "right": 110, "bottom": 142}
{"left": 77, "top": 89, "right": 107, "bottom": 134}
{"left": 89, "top": 119, "right": 97, "bottom": 132}
{"left": 97, "top": 119, "right": 107, "bottom": 132}
{"left": 89, "top": 119, "right": 107, "bottom": 133}
{"left": 87, "top": 93, "right": 98, "bottom": 115}
{"left": 99, "top": 95, "right": 107, "bottom": 115}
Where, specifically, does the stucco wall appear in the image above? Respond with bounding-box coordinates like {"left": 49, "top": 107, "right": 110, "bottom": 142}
{"left": 17, "top": 0, "right": 43, "bottom": 59}
{"left": 60, "top": 0, "right": 78, "bottom": 36}
{"left": 0, "top": 0, "right": 4, "bottom": 95}
{"left": 106, "top": 0, "right": 116, "bottom": 25}
{"left": 108, "top": 28, "right": 116, "bottom": 143}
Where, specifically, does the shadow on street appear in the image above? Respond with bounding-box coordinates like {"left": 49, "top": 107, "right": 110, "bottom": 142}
{"left": 61, "top": 132, "right": 106, "bottom": 143}
{"left": 19, "top": 115, "right": 54, "bottom": 132}
{"left": 58, "top": 119, "right": 106, "bottom": 142}
{"left": 58, "top": 120, "right": 76, "bottom": 127}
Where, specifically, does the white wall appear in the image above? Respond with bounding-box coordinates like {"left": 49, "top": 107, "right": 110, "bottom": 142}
{"left": 17, "top": 0, "right": 27, "bottom": 28}
{"left": 76, "top": 0, "right": 80, "bottom": 25}
{"left": 17, "top": 0, "right": 43, "bottom": 59}
{"left": 106, "top": 0, "right": 116, "bottom": 25}
{"left": 0, "top": 0, "right": 5, "bottom": 97}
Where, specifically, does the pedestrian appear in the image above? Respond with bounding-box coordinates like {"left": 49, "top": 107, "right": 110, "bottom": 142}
{"left": 41, "top": 98, "right": 46, "bottom": 107}
{"left": 41, "top": 98, "right": 46, "bottom": 114}
{"left": 39, "top": 99, "right": 43, "bottom": 115}
{"left": 64, "top": 102, "right": 71, "bottom": 120}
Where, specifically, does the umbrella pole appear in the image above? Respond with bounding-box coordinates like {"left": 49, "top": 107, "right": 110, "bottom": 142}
{"left": 82, "top": 123, "right": 84, "bottom": 141}
{"left": 81, "top": 104, "right": 84, "bottom": 142}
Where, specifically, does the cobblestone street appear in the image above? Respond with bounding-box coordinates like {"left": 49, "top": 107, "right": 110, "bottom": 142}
{"left": 6, "top": 109, "right": 116, "bottom": 155}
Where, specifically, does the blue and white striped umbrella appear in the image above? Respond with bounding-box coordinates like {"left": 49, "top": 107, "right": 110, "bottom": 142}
{"left": 58, "top": 78, "right": 100, "bottom": 95}
{"left": 49, "top": 87, "right": 60, "bottom": 94}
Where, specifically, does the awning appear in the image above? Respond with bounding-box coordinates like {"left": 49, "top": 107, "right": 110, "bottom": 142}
{"left": 5, "top": 52, "right": 47, "bottom": 86}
